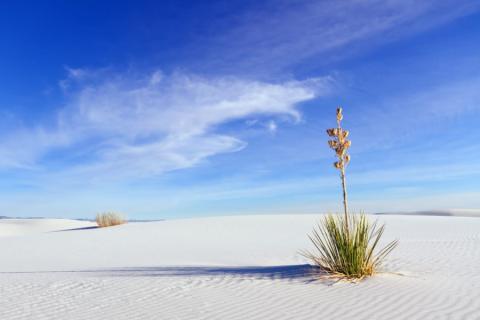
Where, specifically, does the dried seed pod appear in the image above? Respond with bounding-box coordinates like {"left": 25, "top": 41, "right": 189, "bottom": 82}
{"left": 326, "top": 128, "right": 336, "bottom": 137}
{"left": 336, "top": 107, "right": 343, "bottom": 122}
{"left": 345, "top": 154, "right": 351, "bottom": 163}
{"left": 328, "top": 140, "right": 338, "bottom": 148}
{"left": 344, "top": 140, "right": 351, "bottom": 148}
{"left": 343, "top": 130, "right": 349, "bottom": 138}
{"left": 334, "top": 161, "right": 342, "bottom": 169}
{"left": 335, "top": 147, "right": 344, "bottom": 157}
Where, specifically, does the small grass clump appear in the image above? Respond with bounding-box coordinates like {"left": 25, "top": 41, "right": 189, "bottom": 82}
{"left": 303, "top": 213, "right": 398, "bottom": 280}
{"left": 96, "top": 212, "right": 126, "bottom": 228}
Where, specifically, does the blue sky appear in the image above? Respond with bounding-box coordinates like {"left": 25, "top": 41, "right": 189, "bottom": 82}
{"left": 1, "top": 0, "right": 480, "bottom": 219}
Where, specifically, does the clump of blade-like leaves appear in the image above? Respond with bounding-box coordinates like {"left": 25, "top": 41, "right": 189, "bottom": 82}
{"left": 303, "top": 213, "right": 398, "bottom": 279}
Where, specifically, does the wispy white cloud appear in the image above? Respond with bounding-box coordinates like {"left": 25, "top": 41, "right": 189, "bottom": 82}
{"left": 194, "top": 0, "right": 480, "bottom": 75}
{"left": 0, "top": 70, "right": 333, "bottom": 178}
{"left": 266, "top": 120, "right": 277, "bottom": 134}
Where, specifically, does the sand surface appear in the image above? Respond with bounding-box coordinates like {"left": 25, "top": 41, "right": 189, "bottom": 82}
{"left": 1, "top": 214, "right": 480, "bottom": 319}
{"left": 0, "top": 218, "right": 96, "bottom": 237}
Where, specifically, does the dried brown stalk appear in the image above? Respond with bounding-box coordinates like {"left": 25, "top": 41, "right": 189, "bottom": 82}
{"left": 326, "top": 107, "right": 351, "bottom": 227}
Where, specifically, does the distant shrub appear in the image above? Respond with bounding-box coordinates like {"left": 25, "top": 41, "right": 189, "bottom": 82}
{"left": 96, "top": 212, "right": 126, "bottom": 228}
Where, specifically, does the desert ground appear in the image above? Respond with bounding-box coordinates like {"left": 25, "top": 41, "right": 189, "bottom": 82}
{"left": 1, "top": 213, "right": 480, "bottom": 320}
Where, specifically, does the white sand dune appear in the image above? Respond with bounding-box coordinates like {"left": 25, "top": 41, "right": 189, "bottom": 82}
{"left": 1, "top": 214, "right": 480, "bottom": 319}
{"left": 0, "top": 218, "right": 96, "bottom": 237}
{"left": 376, "top": 209, "right": 480, "bottom": 217}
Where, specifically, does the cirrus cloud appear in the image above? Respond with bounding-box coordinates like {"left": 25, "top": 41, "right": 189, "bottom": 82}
{"left": 0, "top": 69, "right": 333, "bottom": 179}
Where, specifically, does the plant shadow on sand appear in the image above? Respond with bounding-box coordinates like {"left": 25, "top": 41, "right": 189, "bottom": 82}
{"left": 52, "top": 226, "right": 100, "bottom": 232}
{"left": 96, "top": 265, "right": 342, "bottom": 285}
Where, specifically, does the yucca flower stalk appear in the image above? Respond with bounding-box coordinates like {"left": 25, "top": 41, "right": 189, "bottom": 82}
{"left": 326, "top": 107, "right": 351, "bottom": 228}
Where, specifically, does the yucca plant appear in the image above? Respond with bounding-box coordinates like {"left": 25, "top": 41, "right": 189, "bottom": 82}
{"left": 96, "top": 212, "right": 126, "bottom": 228}
{"left": 303, "top": 107, "right": 398, "bottom": 279}
{"left": 303, "top": 213, "right": 398, "bottom": 279}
